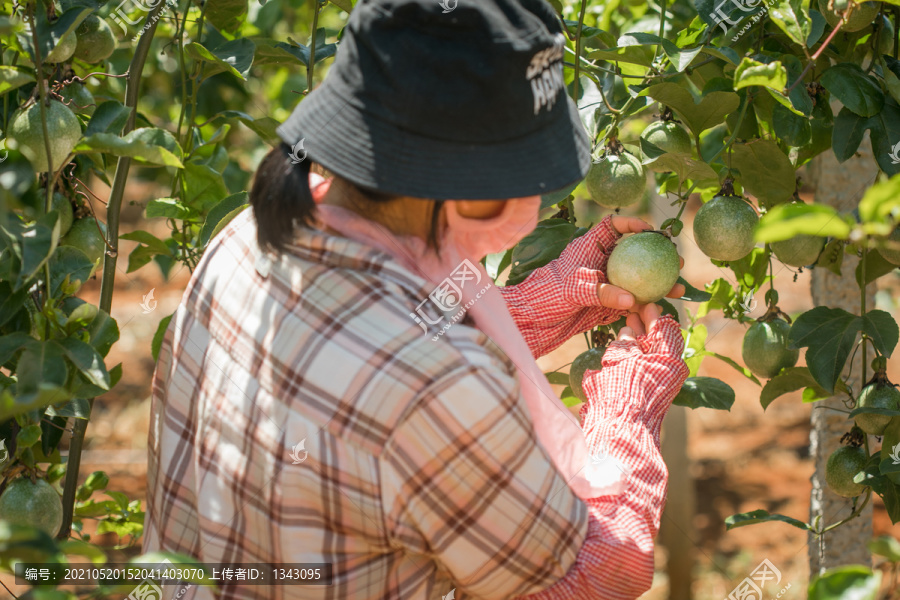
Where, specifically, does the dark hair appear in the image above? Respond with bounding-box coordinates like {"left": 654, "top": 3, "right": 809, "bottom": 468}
{"left": 249, "top": 143, "right": 445, "bottom": 254}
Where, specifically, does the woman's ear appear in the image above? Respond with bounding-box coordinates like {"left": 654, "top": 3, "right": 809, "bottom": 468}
{"left": 309, "top": 172, "right": 332, "bottom": 204}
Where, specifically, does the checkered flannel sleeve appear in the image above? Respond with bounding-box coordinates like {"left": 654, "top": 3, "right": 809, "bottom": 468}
{"left": 381, "top": 317, "right": 688, "bottom": 599}
{"left": 500, "top": 216, "right": 627, "bottom": 359}
{"left": 521, "top": 315, "right": 689, "bottom": 600}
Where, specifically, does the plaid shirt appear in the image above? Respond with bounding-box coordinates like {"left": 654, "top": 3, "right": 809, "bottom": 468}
{"left": 143, "top": 209, "right": 688, "bottom": 600}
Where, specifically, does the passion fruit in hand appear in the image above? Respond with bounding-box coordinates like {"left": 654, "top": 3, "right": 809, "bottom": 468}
{"left": 606, "top": 232, "right": 680, "bottom": 305}
{"left": 741, "top": 317, "right": 798, "bottom": 379}
{"left": 825, "top": 445, "right": 869, "bottom": 498}
{"left": 0, "top": 478, "right": 63, "bottom": 536}
{"left": 569, "top": 347, "right": 606, "bottom": 403}
{"left": 586, "top": 152, "right": 646, "bottom": 209}
{"left": 693, "top": 195, "right": 758, "bottom": 262}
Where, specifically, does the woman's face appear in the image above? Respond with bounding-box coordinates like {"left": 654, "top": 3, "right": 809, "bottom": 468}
{"left": 453, "top": 196, "right": 540, "bottom": 220}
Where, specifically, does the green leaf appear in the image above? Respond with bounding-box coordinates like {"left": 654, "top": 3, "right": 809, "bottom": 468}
{"left": 701, "top": 351, "right": 761, "bottom": 385}
{"left": 858, "top": 172, "right": 900, "bottom": 225}
{"left": 0, "top": 66, "right": 35, "bottom": 94}
{"left": 645, "top": 82, "right": 740, "bottom": 135}
{"left": 855, "top": 251, "right": 897, "bottom": 287}
{"left": 3, "top": 212, "right": 60, "bottom": 291}
{"left": 85, "top": 309, "right": 119, "bottom": 357}
{"left": 587, "top": 45, "right": 655, "bottom": 67}
{"left": 49, "top": 246, "right": 94, "bottom": 296}
{"left": 731, "top": 140, "right": 796, "bottom": 207}
{"left": 725, "top": 508, "right": 811, "bottom": 531}
{"left": 808, "top": 566, "right": 881, "bottom": 600}
{"left": 329, "top": 0, "right": 353, "bottom": 12}
{"left": 507, "top": 219, "right": 587, "bottom": 286}
{"left": 151, "top": 314, "right": 173, "bottom": 362}
{"left": 0, "top": 332, "right": 36, "bottom": 365}
{"left": 205, "top": 0, "right": 247, "bottom": 33}
{"left": 545, "top": 371, "right": 569, "bottom": 386}
{"left": 16, "top": 424, "right": 42, "bottom": 450}
{"left": 832, "top": 107, "right": 869, "bottom": 163}
{"left": 672, "top": 376, "right": 735, "bottom": 410}
{"left": 120, "top": 230, "right": 171, "bottom": 255}
{"left": 183, "top": 162, "right": 229, "bottom": 212}
{"left": 58, "top": 337, "right": 109, "bottom": 390}
{"left": 677, "top": 276, "right": 711, "bottom": 302}
{"left": 46, "top": 398, "right": 90, "bottom": 420}
{"left": 617, "top": 32, "right": 703, "bottom": 72}
{"left": 145, "top": 198, "right": 194, "bottom": 220}
{"left": 773, "top": 102, "right": 811, "bottom": 147}
{"left": 760, "top": 366, "right": 829, "bottom": 409}
{"left": 820, "top": 64, "right": 885, "bottom": 118}
{"left": 641, "top": 153, "right": 718, "bottom": 184}
{"left": 59, "top": 539, "right": 106, "bottom": 564}
{"left": 209, "top": 111, "right": 280, "bottom": 143}
{"left": 767, "top": 0, "right": 811, "bottom": 46}
{"left": 867, "top": 535, "right": 900, "bottom": 562}
{"left": 76, "top": 129, "right": 184, "bottom": 168}
{"left": 85, "top": 101, "right": 131, "bottom": 137}
{"left": 560, "top": 386, "right": 580, "bottom": 407}
{"left": 788, "top": 306, "right": 861, "bottom": 392}
{"left": 755, "top": 203, "right": 851, "bottom": 243}
{"left": 15, "top": 340, "right": 72, "bottom": 412}
{"left": 185, "top": 39, "right": 256, "bottom": 80}
{"left": 734, "top": 58, "right": 788, "bottom": 91}
{"left": 860, "top": 310, "right": 899, "bottom": 358}
{"left": 199, "top": 192, "right": 248, "bottom": 247}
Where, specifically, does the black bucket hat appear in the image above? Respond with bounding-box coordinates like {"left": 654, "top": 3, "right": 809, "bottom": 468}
{"left": 276, "top": 0, "right": 591, "bottom": 201}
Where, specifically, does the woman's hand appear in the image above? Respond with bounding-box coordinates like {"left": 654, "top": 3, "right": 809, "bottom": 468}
{"left": 599, "top": 217, "right": 685, "bottom": 312}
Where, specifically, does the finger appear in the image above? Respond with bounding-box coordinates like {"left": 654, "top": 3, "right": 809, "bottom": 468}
{"left": 666, "top": 283, "right": 686, "bottom": 299}
{"left": 679, "top": 255, "right": 685, "bottom": 269}
{"left": 617, "top": 326, "right": 636, "bottom": 341}
{"left": 639, "top": 302, "right": 662, "bottom": 333}
{"left": 626, "top": 311, "right": 646, "bottom": 337}
{"left": 611, "top": 216, "right": 653, "bottom": 235}
{"left": 597, "top": 283, "right": 636, "bottom": 311}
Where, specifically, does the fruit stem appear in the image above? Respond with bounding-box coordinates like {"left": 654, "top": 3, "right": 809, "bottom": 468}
{"left": 860, "top": 244, "right": 868, "bottom": 391}
{"left": 307, "top": 0, "right": 322, "bottom": 95}
{"left": 26, "top": 4, "right": 54, "bottom": 214}
{"left": 785, "top": 20, "right": 844, "bottom": 95}
{"left": 818, "top": 488, "right": 871, "bottom": 535}
{"left": 572, "top": 0, "right": 587, "bottom": 103}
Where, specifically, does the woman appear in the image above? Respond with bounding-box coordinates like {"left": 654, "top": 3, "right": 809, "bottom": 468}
{"left": 143, "top": 0, "right": 690, "bottom": 598}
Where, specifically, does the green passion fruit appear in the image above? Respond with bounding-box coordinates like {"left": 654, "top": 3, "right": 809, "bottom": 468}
{"left": 52, "top": 193, "right": 74, "bottom": 236}
{"left": 9, "top": 100, "right": 81, "bottom": 173}
{"left": 640, "top": 121, "right": 692, "bottom": 172}
{"left": 819, "top": 0, "right": 880, "bottom": 32}
{"left": 692, "top": 195, "right": 758, "bottom": 262}
{"left": 569, "top": 347, "right": 606, "bottom": 403}
{"left": 606, "top": 232, "right": 680, "bottom": 305}
{"left": 741, "top": 318, "right": 799, "bottom": 379}
{"left": 771, "top": 235, "right": 826, "bottom": 267}
{"left": 61, "top": 217, "right": 107, "bottom": 265}
{"left": 585, "top": 153, "right": 646, "bottom": 209}
{"left": 73, "top": 16, "right": 116, "bottom": 64}
{"left": 855, "top": 383, "right": 900, "bottom": 435}
{"left": 0, "top": 478, "right": 63, "bottom": 536}
{"left": 825, "top": 445, "right": 869, "bottom": 497}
